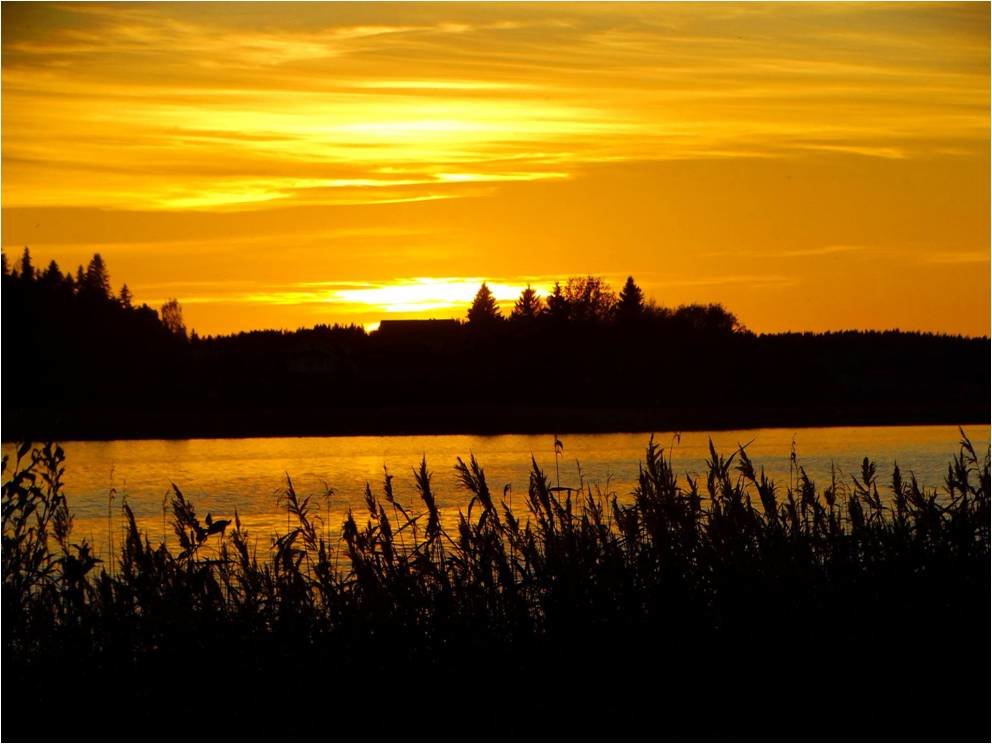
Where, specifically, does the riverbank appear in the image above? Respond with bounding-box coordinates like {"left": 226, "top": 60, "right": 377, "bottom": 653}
{"left": 5, "top": 400, "right": 988, "bottom": 442}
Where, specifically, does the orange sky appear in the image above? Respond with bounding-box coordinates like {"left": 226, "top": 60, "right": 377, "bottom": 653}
{"left": 2, "top": 2, "right": 989, "bottom": 336}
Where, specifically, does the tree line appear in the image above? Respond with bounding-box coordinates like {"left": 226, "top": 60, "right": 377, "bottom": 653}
{"left": 466, "top": 276, "right": 741, "bottom": 334}
{"left": 2, "top": 249, "right": 988, "bottom": 440}
{"left": 3, "top": 247, "right": 189, "bottom": 338}
{"left": 2, "top": 248, "right": 740, "bottom": 339}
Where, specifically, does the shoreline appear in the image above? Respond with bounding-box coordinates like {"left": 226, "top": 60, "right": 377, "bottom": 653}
{"left": 5, "top": 404, "right": 988, "bottom": 443}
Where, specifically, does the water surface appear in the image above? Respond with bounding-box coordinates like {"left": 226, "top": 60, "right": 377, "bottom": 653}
{"left": 4, "top": 424, "right": 988, "bottom": 559}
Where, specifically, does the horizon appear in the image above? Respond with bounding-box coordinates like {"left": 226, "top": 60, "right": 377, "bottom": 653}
{"left": 7, "top": 246, "right": 992, "bottom": 339}
{"left": 2, "top": 2, "right": 990, "bottom": 336}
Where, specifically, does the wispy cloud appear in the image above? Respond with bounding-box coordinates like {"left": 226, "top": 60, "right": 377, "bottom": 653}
{"left": 648, "top": 274, "right": 799, "bottom": 290}
{"left": 778, "top": 245, "right": 870, "bottom": 258}
{"left": 797, "top": 144, "right": 908, "bottom": 160}
{"left": 136, "top": 276, "right": 563, "bottom": 315}
{"left": 2, "top": 3, "right": 987, "bottom": 211}
{"left": 918, "top": 250, "right": 990, "bottom": 265}
{"left": 703, "top": 245, "right": 873, "bottom": 260}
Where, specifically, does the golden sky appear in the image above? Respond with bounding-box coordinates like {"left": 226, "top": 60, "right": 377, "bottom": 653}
{"left": 2, "top": 2, "right": 989, "bottom": 335}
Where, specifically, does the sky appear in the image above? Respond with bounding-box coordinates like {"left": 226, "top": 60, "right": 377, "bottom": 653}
{"left": 2, "top": 2, "right": 989, "bottom": 336}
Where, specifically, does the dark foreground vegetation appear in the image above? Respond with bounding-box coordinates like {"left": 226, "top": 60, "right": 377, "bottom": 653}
{"left": 4, "top": 435, "right": 989, "bottom": 741}
{"left": 3, "top": 249, "right": 989, "bottom": 440}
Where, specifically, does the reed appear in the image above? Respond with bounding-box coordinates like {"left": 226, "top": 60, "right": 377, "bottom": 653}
{"left": 2, "top": 432, "right": 989, "bottom": 741}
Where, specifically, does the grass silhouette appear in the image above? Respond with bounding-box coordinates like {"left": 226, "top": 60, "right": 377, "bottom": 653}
{"left": 3, "top": 433, "right": 989, "bottom": 741}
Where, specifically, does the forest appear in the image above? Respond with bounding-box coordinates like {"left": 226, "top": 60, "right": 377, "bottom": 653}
{"left": 2, "top": 248, "right": 989, "bottom": 440}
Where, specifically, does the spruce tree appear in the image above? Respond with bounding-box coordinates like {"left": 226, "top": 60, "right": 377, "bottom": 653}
{"left": 616, "top": 275, "right": 645, "bottom": 321}
{"left": 467, "top": 282, "right": 503, "bottom": 325}
{"left": 510, "top": 284, "right": 542, "bottom": 320}
{"left": 19, "top": 247, "right": 34, "bottom": 282}
{"left": 545, "top": 281, "right": 569, "bottom": 321}
{"left": 85, "top": 253, "right": 112, "bottom": 298}
{"left": 41, "top": 259, "right": 64, "bottom": 286}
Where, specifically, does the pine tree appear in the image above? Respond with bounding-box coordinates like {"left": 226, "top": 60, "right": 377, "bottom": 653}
{"left": 119, "top": 283, "right": 133, "bottom": 309}
{"left": 41, "top": 259, "right": 63, "bottom": 287}
{"left": 467, "top": 282, "right": 503, "bottom": 325}
{"left": 545, "top": 281, "right": 569, "bottom": 321}
{"left": 510, "top": 284, "right": 542, "bottom": 320}
{"left": 616, "top": 275, "right": 645, "bottom": 321}
{"left": 85, "top": 253, "right": 112, "bottom": 299}
{"left": 19, "top": 247, "right": 34, "bottom": 282}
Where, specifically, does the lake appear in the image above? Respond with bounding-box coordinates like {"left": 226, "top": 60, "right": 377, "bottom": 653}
{"left": 3, "top": 423, "right": 988, "bottom": 560}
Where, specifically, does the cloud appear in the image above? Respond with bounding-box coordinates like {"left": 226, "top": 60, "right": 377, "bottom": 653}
{"left": 2, "top": 3, "right": 987, "bottom": 212}
{"left": 648, "top": 274, "right": 799, "bottom": 290}
{"left": 796, "top": 144, "right": 907, "bottom": 160}
{"left": 703, "top": 245, "right": 873, "bottom": 260}
{"left": 135, "top": 276, "right": 564, "bottom": 314}
{"left": 919, "top": 250, "right": 990, "bottom": 265}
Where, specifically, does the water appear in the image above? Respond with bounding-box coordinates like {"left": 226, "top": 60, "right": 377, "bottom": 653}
{"left": 3, "top": 424, "right": 988, "bottom": 560}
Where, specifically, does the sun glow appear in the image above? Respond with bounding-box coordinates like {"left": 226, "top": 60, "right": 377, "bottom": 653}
{"left": 329, "top": 278, "right": 554, "bottom": 315}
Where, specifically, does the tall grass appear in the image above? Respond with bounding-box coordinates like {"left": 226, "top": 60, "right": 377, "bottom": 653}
{"left": 3, "top": 433, "right": 989, "bottom": 741}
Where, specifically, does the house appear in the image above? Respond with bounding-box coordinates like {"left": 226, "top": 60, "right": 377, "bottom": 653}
{"left": 373, "top": 319, "right": 461, "bottom": 346}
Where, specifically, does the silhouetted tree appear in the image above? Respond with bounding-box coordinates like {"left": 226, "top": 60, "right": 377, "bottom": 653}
{"left": 119, "top": 284, "right": 133, "bottom": 309}
{"left": 672, "top": 303, "right": 740, "bottom": 335}
{"left": 616, "top": 276, "right": 645, "bottom": 322}
{"left": 160, "top": 298, "right": 187, "bottom": 338}
{"left": 564, "top": 276, "right": 616, "bottom": 322}
{"left": 643, "top": 298, "right": 670, "bottom": 322}
{"left": 467, "top": 282, "right": 502, "bottom": 325}
{"left": 84, "top": 253, "right": 112, "bottom": 299}
{"left": 510, "top": 284, "right": 542, "bottom": 321}
{"left": 545, "top": 281, "right": 568, "bottom": 321}
{"left": 41, "top": 260, "right": 63, "bottom": 289}
{"left": 74, "top": 265, "right": 86, "bottom": 291}
{"left": 1, "top": 252, "right": 9, "bottom": 277}
{"left": 19, "top": 247, "right": 34, "bottom": 282}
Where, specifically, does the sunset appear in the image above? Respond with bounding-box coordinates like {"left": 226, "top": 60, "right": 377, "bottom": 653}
{"left": 2, "top": 4, "right": 989, "bottom": 743}
{"left": 3, "top": 2, "right": 989, "bottom": 334}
